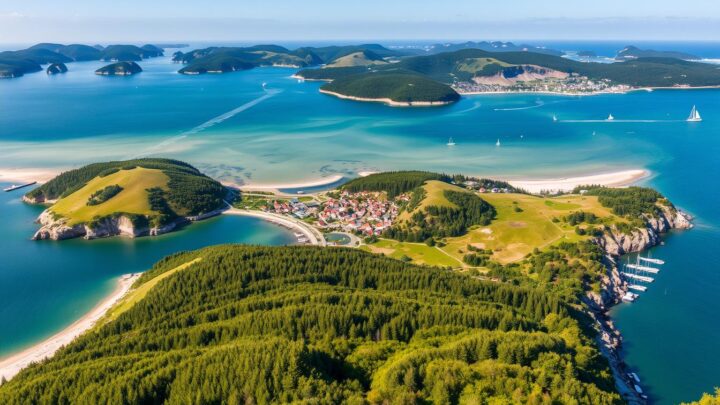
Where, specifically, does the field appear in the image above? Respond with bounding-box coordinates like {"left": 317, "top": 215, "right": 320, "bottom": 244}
{"left": 398, "top": 180, "right": 468, "bottom": 221}
{"left": 50, "top": 168, "right": 169, "bottom": 225}
{"left": 361, "top": 239, "right": 462, "bottom": 268}
{"left": 371, "top": 190, "right": 621, "bottom": 267}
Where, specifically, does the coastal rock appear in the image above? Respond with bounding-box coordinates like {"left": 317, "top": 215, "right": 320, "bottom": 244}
{"left": 31, "top": 210, "right": 86, "bottom": 240}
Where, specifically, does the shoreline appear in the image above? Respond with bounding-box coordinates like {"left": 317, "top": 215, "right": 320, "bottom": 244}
{"left": 223, "top": 207, "right": 325, "bottom": 246}
{"left": 319, "top": 89, "right": 456, "bottom": 107}
{"left": 504, "top": 169, "right": 649, "bottom": 194}
{"left": 0, "top": 273, "right": 141, "bottom": 382}
{"left": 0, "top": 168, "right": 60, "bottom": 185}
{"left": 457, "top": 85, "right": 720, "bottom": 97}
{"left": 229, "top": 174, "right": 345, "bottom": 194}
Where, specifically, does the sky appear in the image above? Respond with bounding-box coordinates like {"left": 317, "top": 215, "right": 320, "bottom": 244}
{"left": 2, "top": 0, "right": 720, "bottom": 44}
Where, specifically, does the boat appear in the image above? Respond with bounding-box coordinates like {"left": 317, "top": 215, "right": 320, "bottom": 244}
{"left": 621, "top": 272, "right": 654, "bottom": 283}
{"left": 447, "top": 137, "right": 456, "bottom": 146}
{"left": 606, "top": 114, "right": 615, "bottom": 121}
{"left": 262, "top": 82, "right": 267, "bottom": 88}
{"left": 634, "top": 384, "right": 644, "bottom": 395}
{"left": 687, "top": 105, "right": 702, "bottom": 122}
{"left": 3, "top": 181, "right": 37, "bottom": 192}
{"left": 552, "top": 115, "right": 558, "bottom": 122}
{"left": 628, "top": 372, "right": 641, "bottom": 384}
{"left": 495, "top": 138, "right": 501, "bottom": 147}
{"left": 626, "top": 264, "right": 660, "bottom": 274}
{"left": 622, "top": 292, "right": 639, "bottom": 302}
{"left": 628, "top": 284, "right": 648, "bottom": 292}
{"left": 639, "top": 256, "right": 665, "bottom": 265}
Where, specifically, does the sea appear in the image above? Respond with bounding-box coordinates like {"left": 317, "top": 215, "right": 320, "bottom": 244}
{"left": 0, "top": 40, "right": 718, "bottom": 403}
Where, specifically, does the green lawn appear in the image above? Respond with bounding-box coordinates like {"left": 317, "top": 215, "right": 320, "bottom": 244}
{"left": 440, "top": 193, "right": 620, "bottom": 264}
{"left": 361, "top": 238, "right": 462, "bottom": 268}
{"left": 51, "top": 167, "right": 169, "bottom": 225}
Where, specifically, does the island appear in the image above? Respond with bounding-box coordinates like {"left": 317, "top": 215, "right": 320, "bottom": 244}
{"left": 320, "top": 72, "right": 461, "bottom": 106}
{"left": 0, "top": 43, "right": 163, "bottom": 78}
{"left": 45, "top": 62, "right": 67, "bottom": 75}
{"left": 95, "top": 61, "right": 143, "bottom": 76}
{"left": 0, "top": 168, "right": 694, "bottom": 403}
{"left": 174, "top": 44, "right": 403, "bottom": 75}
{"left": 616, "top": 45, "right": 700, "bottom": 61}
{"left": 23, "top": 158, "right": 227, "bottom": 240}
{"left": 297, "top": 47, "right": 720, "bottom": 100}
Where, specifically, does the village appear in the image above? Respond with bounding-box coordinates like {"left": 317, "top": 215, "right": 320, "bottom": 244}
{"left": 453, "top": 76, "right": 632, "bottom": 95}
{"left": 257, "top": 190, "right": 408, "bottom": 237}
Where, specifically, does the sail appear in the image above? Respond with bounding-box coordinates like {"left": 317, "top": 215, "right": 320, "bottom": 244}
{"left": 688, "top": 106, "right": 702, "bottom": 121}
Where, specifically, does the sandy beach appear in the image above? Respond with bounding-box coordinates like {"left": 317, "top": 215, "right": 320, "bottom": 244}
{"left": 0, "top": 273, "right": 141, "bottom": 382}
{"left": 506, "top": 169, "right": 649, "bottom": 194}
{"left": 0, "top": 168, "right": 59, "bottom": 185}
{"left": 234, "top": 174, "right": 344, "bottom": 191}
{"left": 223, "top": 208, "right": 325, "bottom": 246}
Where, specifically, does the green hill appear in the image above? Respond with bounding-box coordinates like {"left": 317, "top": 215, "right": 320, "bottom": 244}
{"left": 46, "top": 62, "right": 68, "bottom": 75}
{"left": 321, "top": 72, "right": 460, "bottom": 105}
{"left": 25, "top": 158, "right": 226, "bottom": 232}
{"left": 299, "top": 48, "right": 720, "bottom": 88}
{"left": 95, "top": 61, "right": 142, "bottom": 76}
{"left": 616, "top": 45, "right": 699, "bottom": 61}
{"left": 325, "top": 50, "right": 388, "bottom": 67}
{"left": 100, "top": 44, "right": 163, "bottom": 61}
{"left": 0, "top": 245, "right": 620, "bottom": 404}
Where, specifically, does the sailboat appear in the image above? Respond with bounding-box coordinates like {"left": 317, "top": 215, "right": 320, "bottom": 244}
{"left": 552, "top": 115, "right": 558, "bottom": 122}
{"left": 606, "top": 114, "right": 615, "bottom": 121}
{"left": 447, "top": 137, "right": 456, "bottom": 146}
{"left": 495, "top": 138, "right": 501, "bottom": 147}
{"left": 687, "top": 105, "right": 702, "bottom": 122}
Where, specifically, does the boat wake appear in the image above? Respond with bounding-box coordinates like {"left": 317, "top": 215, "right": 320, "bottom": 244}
{"left": 129, "top": 89, "right": 283, "bottom": 158}
{"left": 494, "top": 101, "right": 545, "bottom": 111}
{"left": 451, "top": 101, "right": 482, "bottom": 115}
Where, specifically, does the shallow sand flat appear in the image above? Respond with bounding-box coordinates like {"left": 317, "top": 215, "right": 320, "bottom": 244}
{"left": 506, "top": 169, "right": 649, "bottom": 194}
{"left": 0, "top": 168, "right": 60, "bottom": 185}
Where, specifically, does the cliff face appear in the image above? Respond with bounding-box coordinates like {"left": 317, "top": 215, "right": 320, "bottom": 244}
{"left": 589, "top": 206, "right": 692, "bottom": 309}
{"left": 31, "top": 209, "right": 178, "bottom": 241}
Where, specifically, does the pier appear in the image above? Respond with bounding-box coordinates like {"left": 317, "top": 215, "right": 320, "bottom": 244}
{"left": 3, "top": 181, "right": 37, "bottom": 192}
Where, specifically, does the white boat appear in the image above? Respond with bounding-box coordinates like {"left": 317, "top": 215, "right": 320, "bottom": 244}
{"left": 687, "top": 105, "right": 702, "bottom": 122}
{"left": 634, "top": 384, "right": 644, "bottom": 394}
{"left": 262, "top": 82, "right": 267, "bottom": 88}
{"left": 628, "top": 284, "right": 648, "bottom": 292}
{"left": 626, "top": 264, "right": 660, "bottom": 274}
{"left": 606, "top": 114, "right": 615, "bottom": 121}
{"left": 639, "top": 256, "right": 665, "bottom": 265}
{"left": 495, "top": 138, "right": 501, "bottom": 147}
{"left": 629, "top": 372, "right": 641, "bottom": 383}
{"left": 447, "top": 137, "right": 456, "bottom": 146}
{"left": 552, "top": 115, "right": 558, "bottom": 122}
{"left": 622, "top": 292, "right": 639, "bottom": 302}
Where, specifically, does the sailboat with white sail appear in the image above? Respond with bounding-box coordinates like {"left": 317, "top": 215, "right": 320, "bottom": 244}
{"left": 687, "top": 105, "right": 702, "bottom": 122}
{"left": 447, "top": 137, "right": 456, "bottom": 146}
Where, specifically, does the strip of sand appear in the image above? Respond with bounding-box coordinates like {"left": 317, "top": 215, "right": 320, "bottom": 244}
{"left": 0, "top": 168, "right": 59, "bottom": 185}
{"left": 0, "top": 273, "right": 141, "bottom": 382}
{"left": 506, "top": 169, "right": 649, "bottom": 194}
{"left": 234, "top": 174, "right": 344, "bottom": 191}
{"left": 223, "top": 208, "right": 325, "bottom": 246}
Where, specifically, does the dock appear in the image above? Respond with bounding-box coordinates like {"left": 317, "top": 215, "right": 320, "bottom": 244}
{"left": 3, "top": 181, "right": 37, "bottom": 192}
{"left": 622, "top": 272, "right": 654, "bottom": 283}
{"left": 626, "top": 264, "right": 660, "bottom": 274}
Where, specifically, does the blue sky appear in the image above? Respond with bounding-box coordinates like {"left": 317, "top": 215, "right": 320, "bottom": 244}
{"left": 2, "top": 0, "right": 720, "bottom": 43}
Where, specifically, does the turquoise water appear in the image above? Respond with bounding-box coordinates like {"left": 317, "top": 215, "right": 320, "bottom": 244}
{"left": 0, "top": 186, "right": 295, "bottom": 357}
{"left": 1, "top": 49, "right": 719, "bottom": 403}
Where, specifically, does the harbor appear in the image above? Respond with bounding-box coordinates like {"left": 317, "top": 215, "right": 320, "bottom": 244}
{"left": 620, "top": 255, "right": 665, "bottom": 302}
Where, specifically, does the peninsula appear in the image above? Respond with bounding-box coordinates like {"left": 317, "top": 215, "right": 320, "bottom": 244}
{"left": 24, "top": 158, "right": 227, "bottom": 240}
{"left": 0, "top": 169, "right": 693, "bottom": 404}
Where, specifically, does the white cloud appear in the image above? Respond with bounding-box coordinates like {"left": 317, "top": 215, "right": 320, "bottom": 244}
{"left": 1, "top": 11, "right": 25, "bottom": 18}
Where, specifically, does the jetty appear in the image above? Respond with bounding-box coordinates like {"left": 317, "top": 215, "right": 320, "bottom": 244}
{"left": 3, "top": 181, "right": 37, "bottom": 192}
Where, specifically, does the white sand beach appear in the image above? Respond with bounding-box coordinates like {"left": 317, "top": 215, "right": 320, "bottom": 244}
{"left": 0, "top": 273, "right": 140, "bottom": 382}
{"left": 223, "top": 208, "right": 324, "bottom": 246}
{"left": 0, "top": 168, "right": 59, "bottom": 185}
{"left": 506, "top": 169, "right": 649, "bottom": 194}
{"left": 234, "top": 174, "right": 344, "bottom": 191}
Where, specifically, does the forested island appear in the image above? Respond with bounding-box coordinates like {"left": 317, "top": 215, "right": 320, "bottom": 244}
{"left": 95, "top": 61, "right": 142, "bottom": 76}
{"left": 23, "top": 158, "right": 227, "bottom": 240}
{"left": 45, "top": 62, "right": 67, "bottom": 75}
{"left": 615, "top": 45, "right": 700, "bottom": 61}
{"left": 0, "top": 43, "right": 164, "bottom": 78}
{"left": 320, "top": 72, "right": 460, "bottom": 106}
{"left": 297, "top": 46, "right": 720, "bottom": 101}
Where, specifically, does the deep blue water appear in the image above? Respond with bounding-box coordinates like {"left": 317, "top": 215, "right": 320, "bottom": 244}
{"left": 0, "top": 41, "right": 719, "bottom": 403}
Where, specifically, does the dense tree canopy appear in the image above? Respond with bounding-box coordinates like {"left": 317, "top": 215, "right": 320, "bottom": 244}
{"left": 0, "top": 246, "right": 620, "bottom": 404}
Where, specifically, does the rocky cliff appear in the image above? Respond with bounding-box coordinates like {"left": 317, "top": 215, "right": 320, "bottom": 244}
{"left": 31, "top": 209, "right": 178, "bottom": 240}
